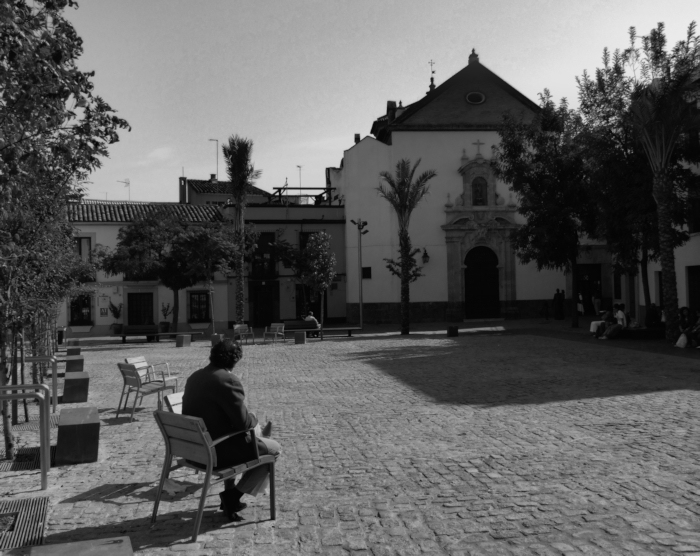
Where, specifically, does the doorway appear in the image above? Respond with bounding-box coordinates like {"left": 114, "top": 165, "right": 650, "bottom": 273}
{"left": 127, "top": 292, "right": 154, "bottom": 325}
{"left": 576, "top": 264, "right": 602, "bottom": 315}
{"left": 464, "top": 247, "right": 500, "bottom": 319}
{"left": 248, "top": 281, "right": 279, "bottom": 327}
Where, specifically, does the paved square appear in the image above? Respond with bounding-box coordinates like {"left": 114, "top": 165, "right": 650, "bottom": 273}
{"left": 2, "top": 329, "right": 700, "bottom": 555}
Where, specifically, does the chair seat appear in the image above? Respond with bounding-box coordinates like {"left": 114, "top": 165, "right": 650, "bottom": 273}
{"left": 136, "top": 383, "right": 167, "bottom": 394}
{"left": 180, "top": 454, "right": 276, "bottom": 474}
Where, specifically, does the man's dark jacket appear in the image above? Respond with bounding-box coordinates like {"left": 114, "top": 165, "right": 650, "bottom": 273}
{"left": 183, "top": 365, "right": 259, "bottom": 467}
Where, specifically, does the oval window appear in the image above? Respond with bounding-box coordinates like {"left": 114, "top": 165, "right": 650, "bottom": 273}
{"left": 466, "top": 92, "right": 485, "bottom": 105}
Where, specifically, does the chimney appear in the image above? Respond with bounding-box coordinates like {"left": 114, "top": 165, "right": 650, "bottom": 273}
{"left": 386, "top": 100, "right": 397, "bottom": 123}
{"left": 354, "top": 134, "right": 360, "bottom": 144}
{"left": 210, "top": 173, "right": 217, "bottom": 183}
{"left": 179, "top": 177, "right": 188, "bottom": 204}
{"left": 469, "top": 48, "right": 479, "bottom": 65}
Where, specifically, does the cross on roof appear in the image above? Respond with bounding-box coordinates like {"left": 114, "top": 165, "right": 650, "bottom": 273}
{"left": 473, "top": 139, "right": 484, "bottom": 155}
{"left": 429, "top": 59, "right": 435, "bottom": 75}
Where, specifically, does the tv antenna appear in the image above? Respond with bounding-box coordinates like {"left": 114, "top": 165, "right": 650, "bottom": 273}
{"left": 117, "top": 179, "right": 130, "bottom": 201}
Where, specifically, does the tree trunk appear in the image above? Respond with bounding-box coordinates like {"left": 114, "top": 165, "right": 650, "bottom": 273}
{"left": 654, "top": 170, "right": 680, "bottom": 341}
{"left": 570, "top": 258, "right": 579, "bottom": 329}
{"left": 640, "top": 247, "right": 652, "bottom": 311}
{"left": 171, "top": 288, "right": 180, "bottom": 333}
{"left": 20, "top": 329, "right": 28, "bottom": 423}
{"left": 0, "top": 324, "right": 15, "bottom": 459}
{"left": 11, "top": 329, "right": 17, "bottom": 425}
{"left": 399, "top": 229, "right": 411, "bottom": 335}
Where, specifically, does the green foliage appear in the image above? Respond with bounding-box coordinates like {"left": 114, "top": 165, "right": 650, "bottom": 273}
{"left": 492, "top": 92, "right": 593, "bottom": 328}
{"left": 108, "top": 301, "right": 122, "bottom": 321}
{"left": 377, "top": 158, "right": 437, "bottom": 335}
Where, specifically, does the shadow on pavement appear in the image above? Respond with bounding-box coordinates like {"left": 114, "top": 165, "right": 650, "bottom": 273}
{"left": 43, "top": 504, "right": 267, "bottom": 550}
{"left": 350, "top": 336, "right": 700, "bottom": 406}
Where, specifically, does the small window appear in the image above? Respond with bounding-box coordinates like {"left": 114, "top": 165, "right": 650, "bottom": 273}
{"left": 69, "top": 295, "right": 92, "bottom": 326}
{"left": 471, "top": 177, "right": 487, "bottom": 206}
{"left": 189, "top": 291, "right": 210, "bottom": 323}
{"left": 74, "top": 237, "right": 91, "bottom": 262}
{"left": 466, "top": 92, "right": 485, "bottom": 104}
{"left": 362, "top": 267, "right": 372, "bottom": 279}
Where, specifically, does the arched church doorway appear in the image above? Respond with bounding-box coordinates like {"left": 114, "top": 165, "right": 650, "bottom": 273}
{"left": 464, "top": 246, "right": 500, "bottom": 319}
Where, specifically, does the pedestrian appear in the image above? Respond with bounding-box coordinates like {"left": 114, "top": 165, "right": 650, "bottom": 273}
{"left": 183, "top": 339, "right": 280, "bottom": 521}
{"left": 553, "top": 289, "right": 565, "bottom": 320}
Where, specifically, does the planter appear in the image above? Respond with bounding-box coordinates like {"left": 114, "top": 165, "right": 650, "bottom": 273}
{"left": 159, "top": 322, "right": 170, "bottom": 333}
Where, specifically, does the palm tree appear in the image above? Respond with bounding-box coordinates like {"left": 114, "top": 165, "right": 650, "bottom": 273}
{"left": 377, "top": 158, "right": 437, "bottom": 335}
{"left": 625, "top": 22, "right": 700, "bottom": 340}
{"left": 222, "top": 135, "right": 262, "bottom": 324}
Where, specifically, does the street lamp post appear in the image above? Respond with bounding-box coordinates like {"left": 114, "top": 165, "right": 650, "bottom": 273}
{"left": 350, "top": 219, "right": 368, "bottom": 328}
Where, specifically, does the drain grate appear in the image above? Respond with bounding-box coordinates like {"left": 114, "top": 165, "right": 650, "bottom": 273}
{"left": 0, "top": 497, "right": 49, "bottom": 549}
{"left": 11, "top": 414, "right": 60, "bottom": 432}
{"left": 0, "top": 446, "right": 57, "bottom": 471}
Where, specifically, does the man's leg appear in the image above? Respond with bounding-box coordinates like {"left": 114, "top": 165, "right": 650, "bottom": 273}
{"left": 235, "top": 438, "right": 281, "bottom": 497}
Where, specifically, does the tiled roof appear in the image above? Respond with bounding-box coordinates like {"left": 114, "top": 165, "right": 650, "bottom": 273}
{"left": 188, "top": 180, "right": 269, "bottom": 197}
{"left": 68, "top": 200, "right": 222, "bottom": 223}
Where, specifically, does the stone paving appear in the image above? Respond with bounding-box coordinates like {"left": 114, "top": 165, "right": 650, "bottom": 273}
{"left": 2, "top": 322, "right": 700, "bottom": 555}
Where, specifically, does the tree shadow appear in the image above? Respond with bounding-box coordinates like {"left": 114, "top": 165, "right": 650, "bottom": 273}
{"left": 348, "top": 334, "right": 700, "bottom": 406}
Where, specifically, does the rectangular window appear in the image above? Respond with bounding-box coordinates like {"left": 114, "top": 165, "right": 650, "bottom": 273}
{"left": 74, "top": 237, "right": 91, "bottom": 261}
{"left": 688, "top": 195, "right": 700, "bottom": 234}
{"left": 69, "top": 295, "right": 92, "bottom": 326}
{"left": 362, "top": 267, "right": 372, "bottom": 279}
{"left": 189, "top": 291, "right": 210, "bottom": 323}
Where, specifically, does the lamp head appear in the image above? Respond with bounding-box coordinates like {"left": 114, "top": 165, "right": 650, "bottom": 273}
{"left": 421, "top": 248, "right": 430, "bottom": 265}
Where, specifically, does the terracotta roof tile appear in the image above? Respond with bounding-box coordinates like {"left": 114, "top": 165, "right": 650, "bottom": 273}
{"left": 68, "top": 200, "right": 222, "bottom": 223}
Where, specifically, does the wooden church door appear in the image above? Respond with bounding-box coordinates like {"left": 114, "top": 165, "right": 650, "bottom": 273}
{"left": 464, "top": 247, "right": 500, "bottom": 319}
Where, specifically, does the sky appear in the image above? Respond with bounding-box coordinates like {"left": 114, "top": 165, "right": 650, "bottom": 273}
{"left": 65, "top": 0, "right": 698, "bottom": 202}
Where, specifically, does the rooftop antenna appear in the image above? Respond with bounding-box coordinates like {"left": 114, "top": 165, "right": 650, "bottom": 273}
{"left": 117, "top": 179, "right": 130, "bottom": 201}
{"left": 296, "top": 165, "right": 302, "bottom": 197}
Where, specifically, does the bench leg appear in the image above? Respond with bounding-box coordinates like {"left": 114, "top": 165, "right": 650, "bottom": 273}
{"left": 269, "top": 462, "right": 276, "bottom": 520}
{"left": 151, "top": 454, "right": 172, "bottom": 526}
{"left": 116, "top": 385, "right": 128, "bottom": 418}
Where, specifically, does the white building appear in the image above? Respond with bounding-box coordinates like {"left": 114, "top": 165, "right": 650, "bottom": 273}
{"left": 328, "top": 50, "right": 700, "bottom": 323}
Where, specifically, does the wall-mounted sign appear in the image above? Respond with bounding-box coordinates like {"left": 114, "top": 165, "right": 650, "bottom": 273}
{"left": 100, "top": 308, "right": 108, "bottom": 317}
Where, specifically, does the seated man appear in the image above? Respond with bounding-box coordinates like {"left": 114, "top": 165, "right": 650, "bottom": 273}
{"left": 304, "top": 311, "right": 320, "bottom": 337}
{"left": 183, "top": 339, "right": 279, "bottom": 521}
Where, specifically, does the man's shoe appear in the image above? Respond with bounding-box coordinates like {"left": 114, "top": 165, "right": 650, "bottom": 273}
{"left": 262, "top": 421, "right": 272, "bottom": 438}
{"left": 219, "top": 491, "right": 247, "bottom": 521}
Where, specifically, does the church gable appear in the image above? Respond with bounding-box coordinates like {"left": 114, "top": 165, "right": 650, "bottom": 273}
{"left": 391, "top": 51, "right": 539, "bottom": 131}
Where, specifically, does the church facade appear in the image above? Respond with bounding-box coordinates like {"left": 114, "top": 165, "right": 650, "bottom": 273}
{"left": 328, "top": 50, "right": 620, "bottom": 322}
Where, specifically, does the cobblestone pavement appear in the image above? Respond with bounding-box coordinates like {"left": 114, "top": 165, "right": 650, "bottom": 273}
{"left": 2, "top": 323, "right": 700, "bottom": 555}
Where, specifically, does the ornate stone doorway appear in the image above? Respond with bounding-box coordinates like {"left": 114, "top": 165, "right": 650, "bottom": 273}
{"left": 464, "top": 247, "right": 500, "bottom": 318}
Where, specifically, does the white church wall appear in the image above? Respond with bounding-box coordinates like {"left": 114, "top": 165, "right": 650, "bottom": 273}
{"left": 642, "top": 233, "right": 700, "bottom": 308}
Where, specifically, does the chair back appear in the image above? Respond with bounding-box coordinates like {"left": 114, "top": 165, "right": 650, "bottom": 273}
{"left": 164, "top": 392, "right": 184, "bottom": 414}
{"left": 153, "top": 410, "right": 215, "bottom": 467}
{"left": 125, "top": 356, "right": 150, "bottom": 379}
{"left": 233, "top": 324, "right": 248, "bottom": 334}
{"left": 270, "top": 323, "right": 284, "bottom": 334}
{"left": 117, "top": 363, "right": 143, "bottom": 387}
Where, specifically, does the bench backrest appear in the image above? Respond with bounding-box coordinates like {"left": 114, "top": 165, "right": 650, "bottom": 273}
{"left": 153, "top": 410, "right": 215, "bottom": 467}
{"left": 164, "top": 392, "right": 184, "bottom": 414}
{"left": 117, "top": 363, "right": 144, "bottom": 388}
{"left": 124, "top": 356, "right": 150, "bottom": 379}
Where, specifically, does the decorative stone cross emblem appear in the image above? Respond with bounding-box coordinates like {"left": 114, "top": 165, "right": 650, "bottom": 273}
{"left": 472, "top": 139, "right": 484, "bottom": 155}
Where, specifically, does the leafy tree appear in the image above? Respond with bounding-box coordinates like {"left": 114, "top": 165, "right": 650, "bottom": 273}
{"left": 377, "top": 159, "right": 437, "bottom": 335}
{"left": 492, "top": 92, "right": 595, "bottom": 328}
{"left": 0, "top": 0, "right": 128, "bottom": 456}
{"left": 622, "top": 22, "right": 700, "bottom": 340}
{"left": 275, "top": 232, "right": 337, "bottom": 327}
{"left": 99, "top": 209, "right": 212, "bottom": 333}
{"left": 576, "top": 48, "right": 693, "bottom": 309}
{"left": 222, "top": 135, "right": 262, "bottom": 324}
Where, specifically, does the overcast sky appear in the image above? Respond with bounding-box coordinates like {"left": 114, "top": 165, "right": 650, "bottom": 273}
{"left": 65, "top": 0, "right": 697, "bottom": 202}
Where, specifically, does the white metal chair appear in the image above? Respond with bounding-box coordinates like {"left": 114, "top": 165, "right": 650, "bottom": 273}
{"left": 125, "top": 356, "right": 178, "bottom": 393}
{"left": 151, "top": 410, "right": 276, "bottom": 542}
{"left": 233, "top": 324, "right": 255, "bottom": 345}
{"left": 116, "top": 363, "right": 169, "bottom": 422}
{"left": 263, "top": 323, "right": 285, "bottom": 344}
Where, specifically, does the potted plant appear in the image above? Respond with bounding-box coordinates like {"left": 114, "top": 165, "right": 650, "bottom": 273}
{"left": 160, "top": 302, "right": 173, "bottom": 333}
{"left": 109, "top": 301, "right": 123, "bottom": 335}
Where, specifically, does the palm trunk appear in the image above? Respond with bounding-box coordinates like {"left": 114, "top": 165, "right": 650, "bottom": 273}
{"left": 654, "top": 170, "right": 680, "bottom": 341}
{"left": 399, "top": 229, "right": 411, "bottom": 335}
{"left": 236, "top": 248, "right": 245, "bottom": 324}
{"left": 171, "top": 288, "right": 180, "bottom": 333}
{"left": 570, "top": 257, "right": 579, "bottom": 329}
{"left": 640, "top": 247, "right": 652, "bottom": 309}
